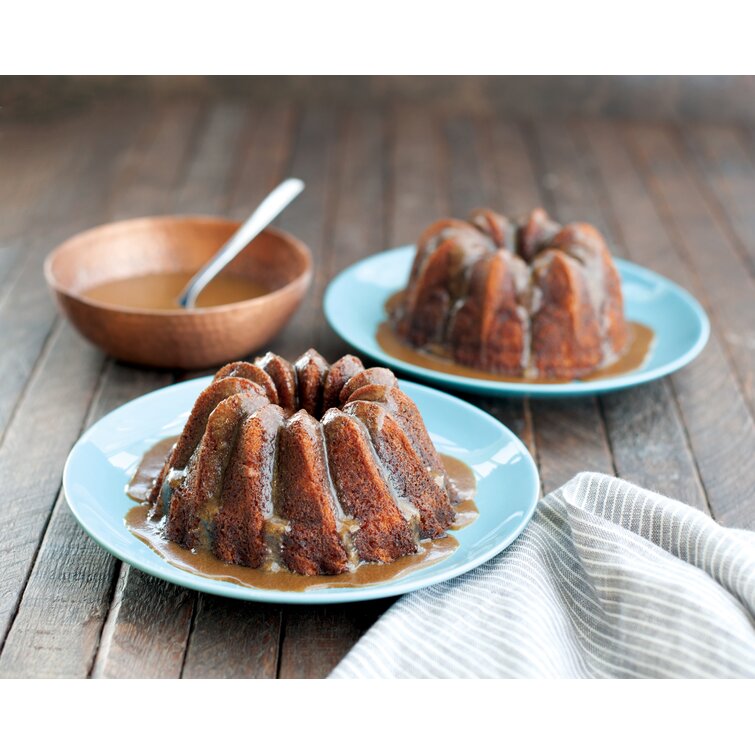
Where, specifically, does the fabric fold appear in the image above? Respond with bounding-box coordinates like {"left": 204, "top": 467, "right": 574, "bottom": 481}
{"left": 330, "top": 473, "right": 755, "bottom": 678}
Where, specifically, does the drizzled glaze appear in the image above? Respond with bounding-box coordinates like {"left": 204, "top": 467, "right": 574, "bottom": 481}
{"left": 380, "top": 292, "right": 654, "bottom": 384}
{"left": 125, "top": 441, "right": 477, "bottom": 592}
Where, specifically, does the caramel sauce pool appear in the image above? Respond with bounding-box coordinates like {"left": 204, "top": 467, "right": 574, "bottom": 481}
{"left": 83, "top": 271, "right": 270, "bottom": 310}
{"left": 125, "top": 439, "right": 477, "bottom": 592}
{"left": 379, "top": 291, "right": 654, "bottom": 384}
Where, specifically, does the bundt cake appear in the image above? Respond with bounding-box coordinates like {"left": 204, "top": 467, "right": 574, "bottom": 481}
{"left": 392, "top": 208, "right": 629, "bottom": 379}
{"left": 147, "top": 350, "right": 458, "bottom": 576}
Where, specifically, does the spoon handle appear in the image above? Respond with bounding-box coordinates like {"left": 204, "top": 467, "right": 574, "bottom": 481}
{"left": 178, "top": 177, "right": 305, "bottom": 308}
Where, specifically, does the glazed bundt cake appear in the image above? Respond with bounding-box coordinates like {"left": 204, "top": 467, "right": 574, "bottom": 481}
{"left": 392, "top": 208, "right": 629, "bottom": 379}
{"left": 147, "top": 350, "right": 458, "bottom": 576}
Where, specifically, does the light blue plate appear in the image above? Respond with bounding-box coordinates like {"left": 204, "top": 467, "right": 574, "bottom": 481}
{"left": 63, "top": 377, "right": 539, "bottom": 604}
{"left": 324, "top": 246, "right": 710, "bottom": 397}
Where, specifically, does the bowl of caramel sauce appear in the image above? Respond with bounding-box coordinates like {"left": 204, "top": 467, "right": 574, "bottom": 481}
{"left": 44, "top": 215, "right": 312, "bottom": 369}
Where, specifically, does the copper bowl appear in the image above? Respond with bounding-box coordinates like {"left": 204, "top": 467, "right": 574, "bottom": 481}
{"left": 44, "top": 215, "right": 312, "bottom": 369}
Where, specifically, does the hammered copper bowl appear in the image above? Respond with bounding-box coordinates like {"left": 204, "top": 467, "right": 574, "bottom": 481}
{"left": 44, "top": 215, "right": 313, "bottom": 369}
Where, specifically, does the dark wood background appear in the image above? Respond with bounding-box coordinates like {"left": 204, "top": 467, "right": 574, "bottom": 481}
{"left": 4, "top": 76, "right": 755, "bottom": 123}
{"left": 1, "top": 76, "right": 754, "bottom": 678}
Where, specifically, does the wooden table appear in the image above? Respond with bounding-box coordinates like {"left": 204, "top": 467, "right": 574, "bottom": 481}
{"left": 1, "top": 98, "right": 754, "bottom": 678}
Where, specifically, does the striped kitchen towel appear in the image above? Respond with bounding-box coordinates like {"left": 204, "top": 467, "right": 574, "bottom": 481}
{"left": 330, "top": 472, "right": 755, "bottom": 678}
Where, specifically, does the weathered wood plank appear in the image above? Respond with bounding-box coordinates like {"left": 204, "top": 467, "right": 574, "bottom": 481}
{"left": 109, "top": 100, "right": 203, "bottom": 221}
{"left": 226, "top": 105, "right": 295, "bottom": 220}
{"left": 626, "top": 124, "right": 755, "bottom": 417}
{"left": 531, "top": 123, "right": 622, "bottom": 246}
{"left": 268, "top": 106, "right": 340, "bottom": 359}
{"left": 486, "top": 119, "right": 543, "bottom": 216}
{"left": 92, "top": 567, "right": 194, "bottom": 679}
{"left": 0, "top": 119, "right": 81, "bottom": 294}
{"left": 444, "top": 113, "right": 494, "bottom": 216}
{"left": 174, "top": 102, "right": 249, "bottom": 215}
{"left": 600, "top": 381, "right": 708, "bottom": 510}
{"left": 0, "top": 322, "right": 105, "bottom": 647}
{"left": 321, "top": 107, "right": 386, "bottom": 357}
{"left": 0, "top": 105, "right": 146, "bottom": 441}
{"left": 680, "top": 124, "right": 755, "bottom": 276}
{"left": 583, "top": 121, "right": 755, "bottom": 525}
{"left": 10, "top": 75, "right": 755, "bottom": 123}
{"left": 532, "top": 397, "right": 614, "bottom": 496}
{"left": 277, "top": 601, "right": 393, "bottom": 679}
{"left": 387, "top": 104, "right": 445, "bottom": 246}
{"left": 0, "top": 499, "right": 117, "bottom": 679}
{"left": 0, "top": 364, "right": 173, "bottom": 678}
{"left": 181, "top": 596, "right": 281, "bottom": 678}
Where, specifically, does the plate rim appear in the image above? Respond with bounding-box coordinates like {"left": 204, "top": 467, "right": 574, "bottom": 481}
{"left": 63, "top": 376, "right": 540, "bottom": 605}
{"left": 324, "top": 245, "right": 711, "bottom": 397}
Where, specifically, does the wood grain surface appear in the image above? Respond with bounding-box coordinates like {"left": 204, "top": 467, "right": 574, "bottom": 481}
{"left": 1, "top": 97, "right": 753, "bottom": 678}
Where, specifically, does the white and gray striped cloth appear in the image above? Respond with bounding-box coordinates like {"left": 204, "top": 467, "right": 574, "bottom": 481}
{"left": 330, "top": 472, "right": 755, "bottom": 678}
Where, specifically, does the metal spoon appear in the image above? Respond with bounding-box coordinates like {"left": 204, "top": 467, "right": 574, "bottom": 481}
{"left": 177, "top": 177, "right": 305, "bottom": 308}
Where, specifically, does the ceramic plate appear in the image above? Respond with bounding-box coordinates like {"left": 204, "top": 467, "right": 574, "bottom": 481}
{"left": 63, "top": 378, "right": 539, "bottom": 604}
{"left": 324, "top": 246, "right": 710, "bottom": 397}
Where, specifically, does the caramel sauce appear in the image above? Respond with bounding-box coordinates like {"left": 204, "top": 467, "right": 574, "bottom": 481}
{"left": 379, "top": 291, "right": 654, "bottom": 384}
{"left": 83, "top": 271, "right": 270, "bottom": 310}
{"left": 125, "top": 440, "right": 478, "bottom": 592}
{"left": 125, "top": 435, "right": 177, "bottom": 502}
{"left": 441, "top": 454, "right": 479, "bottom": 530}
{"left": 585, "top": 324, "right": 654, "bottom": 380}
